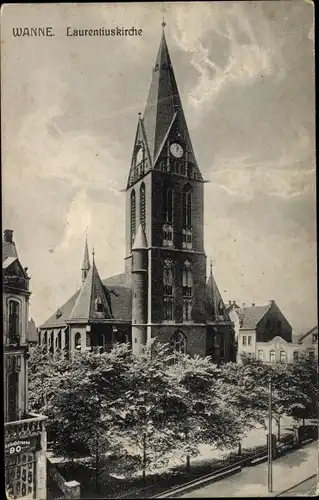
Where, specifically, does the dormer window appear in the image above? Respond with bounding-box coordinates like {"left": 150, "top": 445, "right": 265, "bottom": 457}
{"left": 56, "top": 309, "right": 62, "bottom": 319}
{"left": 135, "top": 144, "right": 144, "bottom": 167}
{"left": 95, "top": 295, "right": 104, "bottom": 313}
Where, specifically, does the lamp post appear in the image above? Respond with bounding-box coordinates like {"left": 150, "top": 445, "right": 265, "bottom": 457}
{"left": 268, "top": 376, "right": 273, "bottom": 493}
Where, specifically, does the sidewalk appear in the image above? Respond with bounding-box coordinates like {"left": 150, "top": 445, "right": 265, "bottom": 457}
{"left": 179, "top": 440, "right": 318, "bottom": 498}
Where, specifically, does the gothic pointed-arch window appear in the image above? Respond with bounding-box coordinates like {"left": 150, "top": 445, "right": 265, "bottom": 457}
{"left": 163, "top": 259, "right": 174, "bottom": 320}
{"left": 94, "top": 295, "right": 104, "bottom": 313}
{"left": 182, "top": 260, "right": 193, "bottom": 321}
{"left": 163, "top": 187, "right": 173, "bottom": 223}
{"left": 182, "top": 185, "right": 192, "bottom": 227}
{"left": 170, "top": 330, "right": 187, "bottom": 355}
{"left": 140, "top": 182, "right": 146, "bottom": 231}
{"left": 131, "top": 189, "right": 136, "bottom": 247}
{"left": 8, "top": 300, "right": 20, "bottom": 344}
{"left": 182, "top": 185, "right": 192, "bottom": 248}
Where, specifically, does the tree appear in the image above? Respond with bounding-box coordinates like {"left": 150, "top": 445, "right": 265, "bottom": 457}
{"left": 168, "top": 353, "right": 244, "bottom": 469}
{"left": 112, "top": 342, "right": 187, "bottom": 484}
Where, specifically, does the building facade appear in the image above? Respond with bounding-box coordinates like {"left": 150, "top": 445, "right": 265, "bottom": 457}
{"left": 229, "top": 300, "right": 317, "bottom": 363}
{"left": 39, "top": 26, "right": 235, "bottom": 364}
{"left": 3, "top": 229, "right": 47, "bottom": 500}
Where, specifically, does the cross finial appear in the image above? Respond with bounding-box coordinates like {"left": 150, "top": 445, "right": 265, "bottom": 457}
{"left": 92, "top": 247, "right": 95, "bottom": 262}
{"left": 161, "top": 2, "right": 166, "bottom": 29}
{"left": 209, "top": 260, "right": 213, "bottom": 274}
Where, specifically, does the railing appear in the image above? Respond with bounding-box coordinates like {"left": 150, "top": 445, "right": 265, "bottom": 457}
{"left": 5, "top": 413, "right": 47, "bottom": 439}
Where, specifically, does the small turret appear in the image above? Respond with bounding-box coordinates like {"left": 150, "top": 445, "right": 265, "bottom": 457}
{"left": 131, "top": 225, "right": 148, "bottom": 354}
{"left": 81, "top": 235, "right": 91, "bottom": 282}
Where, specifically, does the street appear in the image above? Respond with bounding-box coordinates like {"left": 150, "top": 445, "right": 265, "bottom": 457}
{"left": 178, "top": 441, "right": 318, "bottom": 498}
{"left": 278, "top": 475, "right": 318, "bottom": 497}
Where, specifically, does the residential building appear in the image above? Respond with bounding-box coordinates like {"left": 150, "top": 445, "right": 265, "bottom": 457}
{"left": 38, "top": 24, "right": 235, "bottom": 364}
{"left": 233, "top": 300, "right": 293, "bottom": 362}
{"left": 297, "top": 326, "right": 318, "bottom": 360}
{"left": 3, "top": 229, "right": 47, "bottom": 499}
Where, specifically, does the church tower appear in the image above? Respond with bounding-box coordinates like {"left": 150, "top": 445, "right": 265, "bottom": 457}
{"left": 125, "top": 23, "right": 207, "bottom": 355}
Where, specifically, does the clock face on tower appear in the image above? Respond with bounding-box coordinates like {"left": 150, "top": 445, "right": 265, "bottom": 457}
{"left": 170, "top": 142, "right": 184, "bottom": 158}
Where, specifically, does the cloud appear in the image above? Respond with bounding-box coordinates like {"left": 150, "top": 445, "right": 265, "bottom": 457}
{"left": 173, "top": 2, "right": 283, "bottom": 112}
{"left": 210, "top": 128, "right": 314, "bottom": 200}
{"left": 58, "top": 189, "right": 92, "bottom": 250}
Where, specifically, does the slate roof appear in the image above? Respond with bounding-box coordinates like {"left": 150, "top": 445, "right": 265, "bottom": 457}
{"left": 140, "top": 29, "right": 202, "bottom": 178}
{"left": 238, "top": 304, "right": 271, "bottom": 329}
{"left": 206, "top": 265, "right": 230, "bottom": 322}
{"left": 40, "top": 274, "right": 132, "bottom": 328}
{"left": 298, "top": 325, "right": 318, "bottom": 343}
{"left": 3, "top": 240, "right": 18, "bottom": 262}
{"left": 69, "top": 260, "right": 112, "bottom": 321}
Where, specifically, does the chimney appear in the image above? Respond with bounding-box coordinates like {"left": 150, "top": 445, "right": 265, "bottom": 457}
{"left": 252, "top": 303, "right": 255, "bottom": 307}
{"left": 229, "top": 301, "right": 232, "bottom": 306}
{"left": 242, "top": 302, "right": 245, "bottom": 308}
{"left": 270, "top": 300, "right": 275, "bottom": 305}
{"left": 233, "top": 300, "right": 236, "bottom": 305}
{"left": 4, "top": 229, "right": 13, "bottom": 243}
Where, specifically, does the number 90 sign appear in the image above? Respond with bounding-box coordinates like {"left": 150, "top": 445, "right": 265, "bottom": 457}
{"left": 9, "top": 445, "right": 22, "bottom": 454}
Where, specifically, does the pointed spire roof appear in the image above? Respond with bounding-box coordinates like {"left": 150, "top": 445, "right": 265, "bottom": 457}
{"left": 81, "top": 235, "right": 91, "bottom": 271}
{"left": 142, "top": 28, "right": 201, "bottom": 175}
{"left": 69, "top": 257, "right": 112, "bottom": 321}
{"left": 132, "top": 224, "right": 147, "bottom": 250}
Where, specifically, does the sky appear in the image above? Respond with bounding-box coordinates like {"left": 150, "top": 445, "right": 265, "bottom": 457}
{"left": 1, "top": 1, "right": 316, "bottom": 333}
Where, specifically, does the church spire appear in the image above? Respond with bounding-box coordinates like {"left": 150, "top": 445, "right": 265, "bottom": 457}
{"left": 141, "top": 27, "right": 202, "bottom": 177}
{"left": 81, "top": 235, "right": 91, "bottom": 282}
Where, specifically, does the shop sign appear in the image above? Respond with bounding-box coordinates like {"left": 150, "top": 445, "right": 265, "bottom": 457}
{"left": 5, "top": 436, "right": 39, "bottom": 456}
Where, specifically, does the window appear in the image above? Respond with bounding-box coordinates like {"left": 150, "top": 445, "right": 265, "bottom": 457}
{"left": 163, "top": 259, "right": 174, "bottom": 320}
{"left": 248, "top": 336, "right": 252, "bottom": 346}
{"left": 312, "top": 333, "right": 318, "bottom": 343}
{"left": 49, "top": 332, "right": 54, "bottom": 354}
{"left": 280, "top": 351, "right": 287, "bottom": 362}
{"left": 182, "top": 261, "right": 193, "bottom": 322}
{"left": 5, "top": 452, "right": 36, "bottom": 499}
{"left": 8, "top": 300, "right": 20, "bottom": 344}
{"left": 140, "top": 183, "right": 146, "bottom": 231}
{"left": 308, "top": 351, "right": 315, "bottom": 360}
{"left": 163, "top": 187, "right": 173, "bottom": 223}
{"left": 182, "top": 260, "right": 193, "bottom": 297}
{"left": 163, "top": 223, "right": 173, "bottom": 247}
{"left": 269, "top": 350, "right": 276, "bottom": 362}
{"left": 75, "top": 332, "right": 81, "bottom": 350}
{"left": 293, "top": 351, "right": 299, "bottom": 360}
{"left": 257, "top": 350, "right": 264, "bottom": 361}
{"left": 182, "top": 228, "right": 192, "bottom": 249}
{"left": 8, "top": 371, "right": 19, "bottom": 421}
{"left": 182, "top": 185, "right": 192, "bottom": 227}
{"left": 170, "top": 331, "right": 187, "bottom": 355}
{"left": 242, "top": 336, "right": 247, "bottom": 346}
{"left": 57, "top": 330, "right": 61, "bottom": 350}
{"left": 86, "top": 333, "right": 91, "bottom": 348}
{"left": 94, "top": 295, "right": 104, "bottom": 313}
{"left": 131, "top": 189, "right": 136, "bottom": 247}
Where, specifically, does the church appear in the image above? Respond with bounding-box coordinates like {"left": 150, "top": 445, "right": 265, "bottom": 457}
{"left": 39, "top": 25, "right": 236, "bottom": 364}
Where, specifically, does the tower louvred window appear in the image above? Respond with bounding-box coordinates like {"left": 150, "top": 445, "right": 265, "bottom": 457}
{"left": 163, "top": 259, "right": 174, "bottom": 320}
{"left": 131, "top": 189, "right": 136, "bottom": 247}
{"left": 182, "top": 185, "right": 192, "bottom": 227}
{"left": 163, "top": 187, "right": 173, "bottom": 223}
{"left": 140, "top": 183, "right": 146, "bottom": 231}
